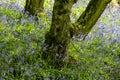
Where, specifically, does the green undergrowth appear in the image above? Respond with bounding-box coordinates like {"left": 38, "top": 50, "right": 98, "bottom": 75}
{"left": 0, "top": 3, "right": 120, "bottom": 80}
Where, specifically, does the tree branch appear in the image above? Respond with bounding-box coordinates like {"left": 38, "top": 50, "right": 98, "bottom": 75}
{"left": 73, "top": 0, "right": 112, "bottom": 39}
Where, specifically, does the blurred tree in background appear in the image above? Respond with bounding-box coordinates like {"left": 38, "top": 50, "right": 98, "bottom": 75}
{"left": 25, "top": 0, "right": 112, "bottom": 68}
{"left": 25, "top": 0, "right": 44, "bottom": 16}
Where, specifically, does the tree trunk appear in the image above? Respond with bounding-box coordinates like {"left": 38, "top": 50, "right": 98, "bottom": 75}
{"left": 25, "top": 0, "right": 44, "bottom": 16}
{"left": 42, "top": 0, "right": 77, "bottom": 68}
{"left": 42, "top": 0, "right": 111, "bottom": 68}
{"left": 75, "top": 0, "right": 112, "bottom": 39}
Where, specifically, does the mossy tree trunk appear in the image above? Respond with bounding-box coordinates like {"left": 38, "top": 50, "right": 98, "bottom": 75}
{"left": 42, "top": 0, "right": 77, "bottom": 68}
{"left": 75, "top": 0, "right": 112, "bottom": 38}
{"left": 25, "top": 0, "right": 44, "bottom": 16}
{"left": 42, "top": 0, "right": 111, "bottom": 68}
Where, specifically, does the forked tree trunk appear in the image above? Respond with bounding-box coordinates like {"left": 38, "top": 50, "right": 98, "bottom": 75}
{"left": 42, "top": 0, "right": 111, "bottom": 68}
{"left": 25, "top": 0, "right": 44, "bottom": 16}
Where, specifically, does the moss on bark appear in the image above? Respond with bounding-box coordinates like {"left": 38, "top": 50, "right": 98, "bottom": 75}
{"left": 42, "top": 0, "right": 76, "bottom": 68}
{"left": 75, "top": 0, "right": 112, "bottom": 38}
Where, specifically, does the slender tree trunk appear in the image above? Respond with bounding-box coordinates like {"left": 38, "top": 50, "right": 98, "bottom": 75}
{"left": 25, "top": 0, "right": 44, "bottom": 16}
{"left": 75, "top": 0, "right": 112, "bottom": 38}
{"left": 42, "top": 0, "right": 111, "bottom": 68}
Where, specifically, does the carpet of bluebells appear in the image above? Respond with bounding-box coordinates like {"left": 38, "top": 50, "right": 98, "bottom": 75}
{"left": 0, "top": 0, "right": 120, "bottom": 80}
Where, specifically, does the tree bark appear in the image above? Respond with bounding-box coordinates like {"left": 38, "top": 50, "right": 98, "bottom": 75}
{"left": 74, "top": 0, "right": 112, "bottom": 39}
{"left": 25, "top": 0, "right": 44, "bottom": 16}
{"left": 42, "top": 0, "right": 111, "bottom": 68}
{"left": 42, "top": 0, "right": 77, "bottom": 68}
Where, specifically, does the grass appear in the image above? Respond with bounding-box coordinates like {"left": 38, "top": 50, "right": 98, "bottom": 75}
{"left": 0, "top": 0, "right": 120, "bottom": 80}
